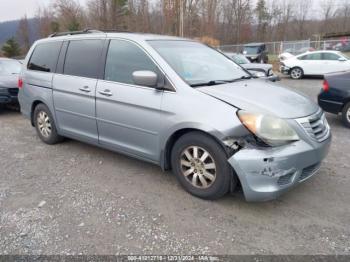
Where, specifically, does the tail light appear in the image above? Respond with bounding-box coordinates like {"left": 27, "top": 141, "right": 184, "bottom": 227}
{"left": 322, "top": 80, "right": 329, "bottom": 92}
{"left": 18, "top": 77, "right": 23, "bottom": 89}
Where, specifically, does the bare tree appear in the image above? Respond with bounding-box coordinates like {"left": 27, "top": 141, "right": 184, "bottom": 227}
{"left": 294, "top": 0, "right": 311, "bottom": 39}
{"left": 17, "top": 15, "right": 31, "bottom": 53}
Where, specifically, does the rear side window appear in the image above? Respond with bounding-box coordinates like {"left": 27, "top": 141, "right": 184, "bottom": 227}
{"left": 28, "top": 42, "right": 62, "bottom": 72}
{"left": 322, "top": 53, "right": 340, "bottom": 60}
{"left": 104, "top": 39, "right": 161, "bottom": 85}
{"left": 302, "top": 53, "right": 322, "bottom": 60}
{"left": 64, "top": 40, "right": 103, "bottom": 78}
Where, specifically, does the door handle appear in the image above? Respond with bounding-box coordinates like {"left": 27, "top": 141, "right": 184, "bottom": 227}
{"left": 98, "top": 89, "right": 113, "bottom": 97}
{"left": 79, "top": 86, "right": 91, "bottom": 93}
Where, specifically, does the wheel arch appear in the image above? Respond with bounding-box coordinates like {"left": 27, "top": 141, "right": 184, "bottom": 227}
{"left": 30, "top": 100, "right": 46, "bottom": 126}
{"left": 160, "top": 128, "right": 227, "bottom": 171}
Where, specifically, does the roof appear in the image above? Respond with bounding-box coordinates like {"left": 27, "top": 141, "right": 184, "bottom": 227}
{"left": 244, "top": 43, "right": 265, "bottom": 47}
{"left": 0, "top": 57, "right": 18, "bottom": 61}
{"left": 40, "top": 31, "right": 190, "bottom": 43}
{"left": 295, "top": 50, "right": 342, "bottom": 57}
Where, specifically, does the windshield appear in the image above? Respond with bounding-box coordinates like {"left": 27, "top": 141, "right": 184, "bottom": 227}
{"left": 231, "top": 54, "right": 250, "bottom": 64}
{"left": 0, "top": 60, "right": 21, "bottom": 76}
{"left": 243, "top": 46, "right": 260, "bottom": 55}
{"left": 148, "top": 41, "right": 249, "bottom": 86}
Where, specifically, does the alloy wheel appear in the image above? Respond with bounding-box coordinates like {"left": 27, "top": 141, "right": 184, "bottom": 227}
{"left": 180, "top": 146, "right": 216, "bottom": 189}
{"left": 291, "top": 68, "right": 302, "bottom": 79}
{"left": 37, "top": 111, "right": 52, "bottom": 138}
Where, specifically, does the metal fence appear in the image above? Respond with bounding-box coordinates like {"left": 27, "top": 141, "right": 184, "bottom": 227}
{"left": 218, "top": 38, "right": 350, "bottom": 56}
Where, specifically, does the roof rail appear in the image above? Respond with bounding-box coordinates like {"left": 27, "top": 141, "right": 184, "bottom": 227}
{"left": 100, "top": 29, "right": 131, "bottom": 33}
{"left": 48, "top": 29, "right": 103, "bottom": 38}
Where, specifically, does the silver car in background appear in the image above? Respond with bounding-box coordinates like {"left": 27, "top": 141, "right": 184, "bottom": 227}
{"left": 19, "top": 31, "right": 331, "bottom": 201}
{"left": 0, "top": 58, "right": 22, "bottom": 105}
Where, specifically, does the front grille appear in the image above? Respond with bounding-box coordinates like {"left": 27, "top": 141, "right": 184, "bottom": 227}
{"left": 277, "top": 172, "right": 294, "bottom": 186}
{"left": 299, "top": 163, "right": 321, "bottom": 181}
{"left": 8, "top": 88, "right": 18, "bottom": 96}
{"left": 296, "top": 110, "right": 330, "bottom": 142}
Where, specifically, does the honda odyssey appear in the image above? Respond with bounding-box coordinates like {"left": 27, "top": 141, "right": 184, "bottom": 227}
{"left": 19, "top": 30, "right": 331, "bottom": 201}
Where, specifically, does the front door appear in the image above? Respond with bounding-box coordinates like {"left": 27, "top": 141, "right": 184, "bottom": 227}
{"left": 96, "top": 39, "right": 164, "bottom": 162}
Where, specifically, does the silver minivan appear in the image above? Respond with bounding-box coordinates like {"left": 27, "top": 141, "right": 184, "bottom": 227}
{"left": 19, "top": 30, "right": 331, "bottom": 201}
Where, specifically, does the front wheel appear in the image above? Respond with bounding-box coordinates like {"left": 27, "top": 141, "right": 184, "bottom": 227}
{"left": 34, "top": 103, "right": 63, "bottom": 144}
{"left": 171, "top": 132, "right": 236, "bottom": 200}
{"left": 290, "top": 67, "right": 303, "bottom": 79}
{"left": 342, "top": 102, "right": 350, "bottom": 128}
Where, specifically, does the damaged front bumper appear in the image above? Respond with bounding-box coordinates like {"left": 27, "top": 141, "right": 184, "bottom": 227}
{"left": 228, "top": 137, "right": 331, "bottom": 202}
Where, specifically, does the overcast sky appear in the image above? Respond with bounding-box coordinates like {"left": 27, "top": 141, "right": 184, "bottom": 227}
{"left": 0, "top": 0, "right": 346, "bottom": 23}
{"left": 0, "top": 0, "right": 87, "bottom": 22}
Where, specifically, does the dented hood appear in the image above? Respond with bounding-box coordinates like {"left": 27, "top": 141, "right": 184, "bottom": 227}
{"left": 198, "top": 79, "right": 319, "bottom": 119}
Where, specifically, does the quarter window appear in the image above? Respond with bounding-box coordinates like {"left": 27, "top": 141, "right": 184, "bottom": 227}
{"left": 64, "top": 40, "right": 103, "bottom": 78}
{"left": 28, "top": 42, "right": 62, "bottom": 72}
{"left": 104, "top": 40, "right": 161, "bottom": 85}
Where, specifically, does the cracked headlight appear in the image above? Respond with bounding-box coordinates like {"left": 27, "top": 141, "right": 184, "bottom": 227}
{"left": 238, "top": 111, "right": 299, "bottom": 146}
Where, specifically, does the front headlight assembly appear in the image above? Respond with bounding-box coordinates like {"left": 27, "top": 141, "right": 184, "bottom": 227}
{"left": 238, "top": 110, "right": 299, "bottom": 146}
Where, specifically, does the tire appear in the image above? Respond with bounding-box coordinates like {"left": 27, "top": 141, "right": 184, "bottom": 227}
{"left": 33, "top": 103, "right": 63, "bottom": 144}
{"left": 171, "top": 131, "right": 236, "bottom": 200}
{"left": 342, "top": 102, "right": 350, "bottom": 128}
{"left": 290, "top": 67, "right": 303, "bottom": 79}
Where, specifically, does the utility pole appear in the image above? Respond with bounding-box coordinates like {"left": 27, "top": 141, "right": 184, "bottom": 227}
{"left": 179, "top": 0, "right": 184, "bottom": 37}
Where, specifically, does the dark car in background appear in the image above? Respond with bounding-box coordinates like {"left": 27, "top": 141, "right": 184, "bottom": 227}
{"left": 242, "top": 43, "right": 268, "bottom": 64}
{"left": 318, "top": 71, "right": 350, "bottom": 128}
{"left": 0, "top": 58, "right": 21, "bottom": 106}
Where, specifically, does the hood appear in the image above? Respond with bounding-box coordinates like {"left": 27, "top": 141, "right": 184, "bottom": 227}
{"left": 0, "top": 75, "right": 18, "bottom": 89}
{"left": 242, "top": 63, "right": 272, "bottom": 71}
{"left": 198, "top": 79, "right": 319, "bottom": 119}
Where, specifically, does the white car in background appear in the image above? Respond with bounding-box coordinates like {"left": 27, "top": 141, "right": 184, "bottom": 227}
{"left": 280, "top": 50, "right": 350, "bottom": 79}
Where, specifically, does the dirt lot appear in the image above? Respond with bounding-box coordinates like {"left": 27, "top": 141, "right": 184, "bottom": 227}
{"left": 0, "top": 77, "right": 349, "bottom": 255}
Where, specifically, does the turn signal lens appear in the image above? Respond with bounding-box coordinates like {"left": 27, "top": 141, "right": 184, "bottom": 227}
{"left": 322, "top": 80, "right": 329, "bottom": 92}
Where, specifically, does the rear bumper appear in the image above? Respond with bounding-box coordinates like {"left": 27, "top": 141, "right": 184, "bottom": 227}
{"left": 318, "top": 94, "right": 343, "bottom": 114}
{"left": 0, "top": 88, "right": 19, "bottom": 104}
{"left": 228, "top": 136, "right": 331, "bottom": 202}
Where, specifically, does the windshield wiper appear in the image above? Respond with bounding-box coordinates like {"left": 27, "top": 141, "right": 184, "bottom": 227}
{"left": 190, "top": 80, "right": 230, "bottom": 87}
{"left": 190, "top": 75, "right": 252, "bottom": 87}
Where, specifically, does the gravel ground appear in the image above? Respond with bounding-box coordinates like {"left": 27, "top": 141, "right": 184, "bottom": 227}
{"left": 0, "top": 77, "right": 349, "bottom": 255}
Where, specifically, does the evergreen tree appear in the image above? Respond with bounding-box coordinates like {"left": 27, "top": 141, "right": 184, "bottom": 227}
{"left": 1, "top": 38, "right": 21, "bottom": 58}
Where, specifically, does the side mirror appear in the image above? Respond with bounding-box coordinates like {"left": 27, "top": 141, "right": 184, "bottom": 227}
{"left": 132, "top": 71, "right": 158, "bottom": 87}
{"left": 338, "top": 57, "right": 347, "bottom": 62}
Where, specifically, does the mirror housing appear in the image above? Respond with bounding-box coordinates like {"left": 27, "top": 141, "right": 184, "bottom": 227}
{"left": 132, "top": 71, "right": 158, "bottom": 87}
{"left": 338, "top": 57, "right": 347, "bottom": 62}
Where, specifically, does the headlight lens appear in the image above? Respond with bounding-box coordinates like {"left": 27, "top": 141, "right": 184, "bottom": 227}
{"left": 238, "top": 111, "right": 299, "bottom": 146}
{"left": 253, "top": 71, "right": 266, "bottom": 78}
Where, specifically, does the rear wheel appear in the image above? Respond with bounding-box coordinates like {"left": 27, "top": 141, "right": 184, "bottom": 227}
{"left": 290, "top": 67, "right": 303, "bottom": 79}
{"left": 171, "top": 132, "right": 235, "bottom": 200}
{"left": 33, "top": 103, "right": 63, "bottom": 144}
{"left": 342, "top": 102, "right": 350, "bottom": 128}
